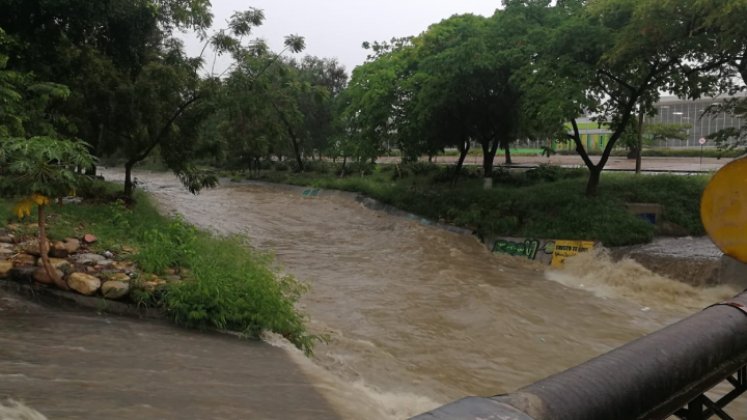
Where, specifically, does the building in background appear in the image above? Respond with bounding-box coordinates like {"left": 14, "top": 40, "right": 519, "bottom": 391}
{"left": 647, "top": 94, "right": 745, "bottom": 148}
{"left": 526, "top": 93, "right": 746, "bottom": 153}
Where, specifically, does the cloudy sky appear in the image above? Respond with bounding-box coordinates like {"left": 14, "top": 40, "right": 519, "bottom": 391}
{"left": 181, "top": 0, "right": 499, "bottom": 75}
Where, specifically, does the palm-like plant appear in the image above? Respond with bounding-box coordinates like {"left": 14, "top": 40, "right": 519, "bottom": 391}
{"left": 0, "top": 137, "right": 95, "bottom": 289}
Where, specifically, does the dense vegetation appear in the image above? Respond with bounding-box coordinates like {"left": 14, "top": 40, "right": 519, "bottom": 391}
{"left": 2, "top": 0, "right": 747, "bottom": 198}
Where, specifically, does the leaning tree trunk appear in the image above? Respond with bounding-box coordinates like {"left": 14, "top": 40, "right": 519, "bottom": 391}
{"left": 38, "top": 205, "right": 67, "bottom": 290}
{"left": 453, "top": 142, "right": 470, "bottom": 182}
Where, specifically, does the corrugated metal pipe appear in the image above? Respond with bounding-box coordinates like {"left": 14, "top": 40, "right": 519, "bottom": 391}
{"left": 412, "top": 291, "right": 747, "bottom": 420}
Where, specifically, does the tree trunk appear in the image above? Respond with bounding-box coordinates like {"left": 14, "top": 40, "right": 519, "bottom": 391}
{"left": 453, "top": 142, "right": 470, "bottom": 182}
{"left": 585, "top": 167, "right": 602, "bottom": 196}
{"left": 635, "top": 147, "right": 642, "bottom": 174}
{"left": 481, "top": 139, "right": 499, "bottom": 179}
{"left": 38, "top": 205, "right": 67, "bottom": 290}
{"left": 635, "top": 109, "right": 644, "bottom": 174}
{"left": 124, "top": 161, "right": 135, "bottom": 197}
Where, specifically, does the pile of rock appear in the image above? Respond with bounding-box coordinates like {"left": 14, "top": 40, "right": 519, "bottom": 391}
{"left": 0, "top": 225, "right": 180, "bottom": 300}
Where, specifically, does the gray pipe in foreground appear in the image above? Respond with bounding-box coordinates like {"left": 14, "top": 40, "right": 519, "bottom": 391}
{"left": 413, "top": 292, "right": 747, "bottom": 420}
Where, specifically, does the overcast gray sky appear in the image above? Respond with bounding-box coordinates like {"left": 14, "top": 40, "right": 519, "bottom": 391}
{"left": 182, "top": 1, "right": 500, "bottom": 75}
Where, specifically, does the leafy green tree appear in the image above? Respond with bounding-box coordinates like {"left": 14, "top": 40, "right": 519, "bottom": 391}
{"left": 408, "top": 13, "right": 525, "bottom": 182}
{"left": 1, "top": 36, "right": 95, "bottom": 287}
{"left": 201, "top": 11, "right": 315, "bottom": 173}
{"left": 296, "top": 56, "right": 348, "bottom": 160}
{"left": 0, "top": 139, "right": 94, "bottom": 289}
{"left": 693, "top": 1, "right": 747, "bottom": 151}
{"left": 0, "top": 0, "right": 218, "bottom": 195}
{"left": 514, "top": 0, "right": 734, "bottom": 195}
{"left": 340, "top": 39, "right": 414, "bottom": 167}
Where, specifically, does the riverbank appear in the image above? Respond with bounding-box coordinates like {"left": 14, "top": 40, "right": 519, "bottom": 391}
{"left": 0, "top": 187, "right": 318, "bottom": 354}
{"left": 227, "top": 163, "right": 709, "bottom": 247}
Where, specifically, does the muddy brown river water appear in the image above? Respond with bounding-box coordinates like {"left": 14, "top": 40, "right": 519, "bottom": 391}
{"left": 131, "top": 171, "right": 740, "bottom": 419}
{"left": 3, "top": 170, "right": 743, "bottom": 419}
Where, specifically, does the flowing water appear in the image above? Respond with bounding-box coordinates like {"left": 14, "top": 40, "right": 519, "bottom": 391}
{"left": 114, "top": 171, "right": 739, "bottom": 419}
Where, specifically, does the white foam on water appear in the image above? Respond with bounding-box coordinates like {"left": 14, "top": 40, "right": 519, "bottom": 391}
{"left": 262, "top": 332, "right": 441, "bottom": 420}
{"left": 545, "top": 248, "right": 737, "bottom": 312}
{"left": 0, "top": 400, "right": 47, "bottom": 420}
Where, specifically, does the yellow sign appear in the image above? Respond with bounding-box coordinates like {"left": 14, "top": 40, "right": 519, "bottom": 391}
{"left": 551, "top": 240, "right": 595, "bottom": 267}
{"left": 701, "top": 157, "right": 747, "bottom": 263}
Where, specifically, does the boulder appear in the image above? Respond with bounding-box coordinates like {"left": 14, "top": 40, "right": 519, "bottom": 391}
{"left": 0, "top": 233, "right": 15, "bottom": 243}
{"left": 11, "top": 253, "right": 36, "bottom": 267}
{"left": 96, "top": 259, "right": 115, "bottom": 268}
{"left": 8, "top": 223, "right": 38, "bottom": 232}
{"left": 50, "top": 241, "right": 68, "bottom": 258}
{"left": 109, "top": 272, "right": 131, "bottom": 283}
{"left": 19, "top": 239, "right": 41, "bottom": 257}
{"left": 120, "top": 245, "right": 136, "bottom": 254}
{"left": 141, "top": 279, "right": 166, "bottom": 293}
{"left": 82, "top": 234, "right": 97, "bottom": 244}
{"left": 63, "top": 238, "right": 81, "bottom": 254}
{"left": 48, "top": 258, "right": 71, "bottom": 272}
{"left": 102, "top": 281, "right": 130, "bottom": 299}
{"left": 0, "top": 261, "right": 13, "bottom": 278}
{"left": 73, "top": 253, "right": 107, "bottom": 265}
{"left": 112, "top": 261, "right": 135, "bottom": 272}
{"left": 67, "top": 272, "right": 101, "bottom": 295}
{"left": 33, "top": 267, "right": 64, "bottom": 285}
{"left": 0, "top": 243, "right": 15, "bottom": 257}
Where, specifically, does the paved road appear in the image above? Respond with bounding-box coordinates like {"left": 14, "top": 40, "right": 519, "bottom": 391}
{"left": 378, "top": 154, "right": 736, "bottom": 172}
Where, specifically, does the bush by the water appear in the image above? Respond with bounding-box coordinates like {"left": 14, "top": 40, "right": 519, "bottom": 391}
{"left": 1, "top": 188, "right": 318, "bottom": 354}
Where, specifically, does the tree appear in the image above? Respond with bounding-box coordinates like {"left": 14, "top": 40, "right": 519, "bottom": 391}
{"left": 340, "top": 38, "right": 415, "bottom": 167}
{"left": 693, "top": 1, "right": 747, "bottom": 151}
{"left": 513, "top": 0, "right": 734, "bottom": 195}
{"left": 296, "top": 56, "right": 348, "bottom": 160}
{"left": 108, "top": 38, "right": 217, "bottom": 196}
{"left": 203, "top": 14, "right": 313, "bottom": 173}
{"left": 1, "top": 34, "right": 95, "bottom": 288}
{"left": 410, "top": 13, "right": 525, "bottom": 183}
{"left": 0, "top": 138, "right": 94, "bottom": 289}
{"left": 0, "top": 0, "right": 220, "bottom": 195}
{"left": 625, "top": 120, "right": 690, "bottom": 173}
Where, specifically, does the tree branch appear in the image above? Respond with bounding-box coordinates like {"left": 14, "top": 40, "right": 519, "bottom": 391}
{"left": 127, "top": 95, "right": 200, "bottom": 166}
{"left": 598, "top": 69, "right": 635, "bottom": 92}
{"left": 569, "top": 118, "right": 596, "bottom": 170}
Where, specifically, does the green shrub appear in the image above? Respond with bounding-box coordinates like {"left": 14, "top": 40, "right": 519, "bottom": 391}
{"left": 162, "top": 235, "right": 321, "bottom": 355}
{"left": 135, "top": 217, "right": 198, "bottom": 273}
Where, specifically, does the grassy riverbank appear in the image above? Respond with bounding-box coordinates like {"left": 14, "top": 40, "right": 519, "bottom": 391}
{"left": 0, "top": 188, "right": 318, "bottom": 354}
{"left": 236, "top": 163, "right": 708, "bottom": 247}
